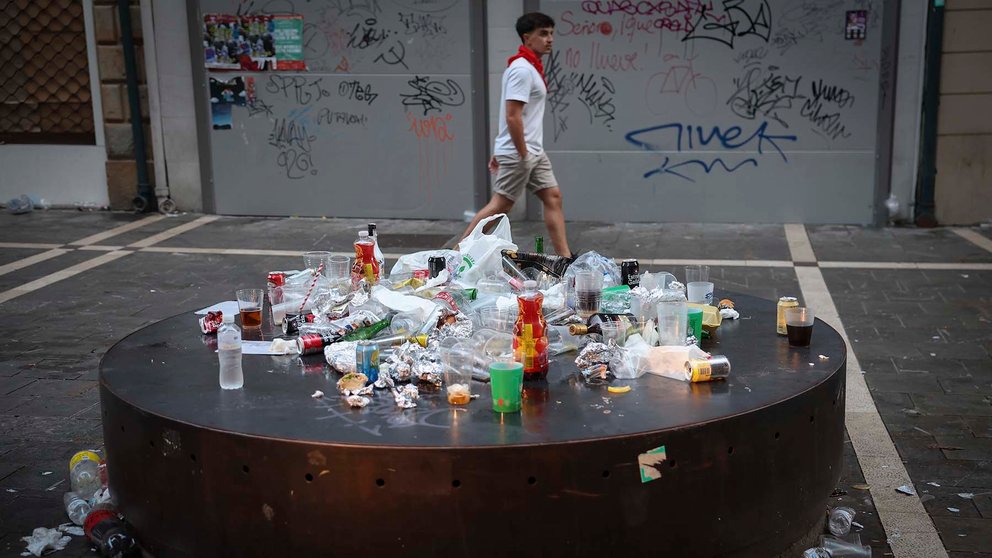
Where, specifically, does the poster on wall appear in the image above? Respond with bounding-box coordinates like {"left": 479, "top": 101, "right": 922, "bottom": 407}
{"left": 209, "top": 76, "right": 246, "bottom": 130}
{"left": 203, "top": 14, "right": 280, "bottom": 70}
{"left": 845, "top": 10, "right": 868, "bottom": 40}
{"left": 273, "top": 15, "right": 306, "bottom": 70}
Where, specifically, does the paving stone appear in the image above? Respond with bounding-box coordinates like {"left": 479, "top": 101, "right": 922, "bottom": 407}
{"left": 807, "top": 225, "right": 992, "bottom": 263}
{"left": 0, "top": 249, "right": 108, "bottom": 293}
{"left": 911, "top": 394, "right": 992, "bottom": 417}
{"left": 933, "top": 516, "right": 992, "bottom": 553}
{"left": 932, "top": 436, "right": 992, "bottom": 461}
{"left": 941, "top": 377, "right": 992, "bottom": 395}
{"left": 865, "top": 372, "right": 945, "bottom": 394}
{"left": 0, "top": 248, "right": 48, "bottom": 268}
{"left": 0, "top": 211, "right": 146, "bottom": 245}
{"left": 964, "top": 417, "right": 992, "bottom": 438}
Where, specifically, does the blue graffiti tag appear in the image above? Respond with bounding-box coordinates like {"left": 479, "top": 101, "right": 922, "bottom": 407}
{"left": 624, "top": 121, "right": 796, "bottom": 181}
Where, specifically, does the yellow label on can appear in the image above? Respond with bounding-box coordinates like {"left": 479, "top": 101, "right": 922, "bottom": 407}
{"left": 69, "top": 450, "right": 100, "bottom": 473}
{"left": 688, "top": 361, "right": 713, "bottom": 383}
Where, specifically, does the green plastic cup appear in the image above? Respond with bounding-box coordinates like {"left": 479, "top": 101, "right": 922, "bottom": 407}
{"left": 490, "top": 361, "right": 523, "bottom": 413}
{"left": 687, "top": 307, "right": 703, "bottom": 342}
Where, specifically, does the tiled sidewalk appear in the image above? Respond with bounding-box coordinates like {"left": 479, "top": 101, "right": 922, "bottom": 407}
{"left": 0, "top": 211, "right": 990, "bottom": 557}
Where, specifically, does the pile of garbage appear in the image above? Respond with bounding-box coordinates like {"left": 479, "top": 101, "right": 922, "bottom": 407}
{"left": 202, "top": 214, "right": 739, "bottom": 410}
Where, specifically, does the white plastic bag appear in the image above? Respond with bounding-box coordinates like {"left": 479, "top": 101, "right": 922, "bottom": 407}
{"left": 389, "top": 249, "right": 458, "bottom": 278}
{"left": 621, "top": 334, "right": 709, "bottom": 381}
{"left": 455, "top": 214, "right": 517, "bottom": 286}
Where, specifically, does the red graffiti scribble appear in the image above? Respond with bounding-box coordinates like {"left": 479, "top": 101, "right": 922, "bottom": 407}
{"left": 406, "top": 112, "right": 455, "bottom": 199}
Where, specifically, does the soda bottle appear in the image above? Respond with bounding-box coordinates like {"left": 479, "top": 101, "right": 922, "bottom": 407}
{"left": 84, "top": 508, "right": 140, "bottom": 558}
{"left": 513, "top": 280, "right": 549, "bottom": 379}
{"left": 69, "top": 450, "right": 102, "bottom": 500}
{"left": 63, "top": 491, "right": 92, "bottom": 526}
{"left": 534, "top": 235, "right": 544, "bottom": 254}
{"left": 367, "top": 223, "right": 385, "bottom": 271}
{"left": 352, "top": 230, "right": 380, "bottom": 285}
{"left": 340, "top": 314, "right": 394, "bottom": 341}
{"left": 218, "top": 314, "right": 244, "bottom": 389}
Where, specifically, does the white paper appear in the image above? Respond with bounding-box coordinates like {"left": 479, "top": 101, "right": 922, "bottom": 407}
{"left": 370, "top": 285, "right": 438, "bottom": 322}
{"left": 195, "top": 301, "right": 240, "bottom": 316}
{"left": 242, "top": 341, "right": 283, "bottom": 355}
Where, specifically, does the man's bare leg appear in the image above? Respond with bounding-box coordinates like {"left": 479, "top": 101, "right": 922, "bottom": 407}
{"left": 535, "top": 187, "right": 571, "bottom": 258}
{"left": 459, "top": 193, "right": 516, "bottom": 243}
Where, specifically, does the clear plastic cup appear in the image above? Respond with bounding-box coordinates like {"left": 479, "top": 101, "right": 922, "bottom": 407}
{"left": 685, "top": 264, "right": 710, "bottom": 284}
{"left": 442, "top": 341, "right": 475, "bottom": 405}
{"left": 574, "top": 270, "right": 603, "bottom": 318}
{"left": 687, "top": 281, "right": 714, "bottom": 304}
{"left": 480, "top": 307, "right": 516, "bottom": 332}
{"left": 327, "top": 254, "right": 350, "bottom": 288}
{"left": 235, "top": 288, "right": 264, "bottom": 328}
{"left": 785, "top": 307, "right": 815, "bottom": 347}
{"left": 303, "top": 251, "right": 332, "bottom": 276}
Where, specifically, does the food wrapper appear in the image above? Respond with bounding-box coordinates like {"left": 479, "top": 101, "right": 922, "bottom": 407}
{"left": 346, "top": 395, "right": 370, "bottom": 408}
{"left": 428, "top": 312, "right": 473, "bottom": 346}
{"left": 342, "top": 384, "right": 374, "bottom": 397}
{"left": 269, "top": 338, "right": 298, "bottom": 355}
{"left": 393, "top": 384, "right": 419, "bottom": 408}
{"left": 198, "top": 311, "right": 223, "bottom": 334}
{"left": 412, "top": 357, "right": 443, "bottom": 387}
{"left": 379, "top": 341, "right": 422, "bottom": 383}
{"left": 336, "top": 372, "right": 368, "bottom": 394}
{"left": 575, "top": 341, "right": 623, "bottom": 369}
{"left": 325, "top": 341, "right": 359, "bottom": 374}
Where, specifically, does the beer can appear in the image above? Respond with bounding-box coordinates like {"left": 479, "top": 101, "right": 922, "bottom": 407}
{"left": 199, "top": 311, "right": 224, "bottom": 334}
{"left": 777, "top": 297, "right": 799, "bottom": 336}
{"left": 355, "top": 341, "right": 379, "bottom": 383}
{"left": 296, "top": 333, "right": 335, "bottom": 356}
{"left": 621, "top": 259, "right": 640, "bottom": 288}
{"left": 428, "top": 256, "right": 446, "bottom": 279}
{"left": 685, "top": 355, "right": 731, "bottom": 383}
{"left": 283, "top": 313, "right": 316, "bottom": 335}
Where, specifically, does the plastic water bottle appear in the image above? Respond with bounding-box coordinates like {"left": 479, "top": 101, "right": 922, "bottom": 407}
{"left": 69, "top": 450, "right": 102, "bottom": 499}
{"left": 828, "top": 506, "right": 856, "bottom": 536}
{"left": 63, "top": 491, "right": 92, "bottom": 525}
{"left": 218, "top": 314, "right": 243, "bottom": 389}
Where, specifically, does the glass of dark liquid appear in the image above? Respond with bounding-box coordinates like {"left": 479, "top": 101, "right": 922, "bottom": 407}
{"left": 785, "top": 307, "right": 814, "bottom": 347}
{"left": 235, "top": 288, "right": 265, "bottom": 329}
{"left": 574, "top": 271, "right": 603, "bottom": 319}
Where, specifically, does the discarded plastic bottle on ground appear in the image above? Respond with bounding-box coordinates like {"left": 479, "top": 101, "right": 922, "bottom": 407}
{"left": 63, "top": 491, "right": 92, "bottom": 525}
{"left": 69, "top": 450, "right": 102, "bottom": 499}
{"left": 513, "top": 280, "right": 549, "bottom": 379}
{"left": 84, "top": 508, "right": 140, "bottom": 558}
{"left": 802, "top": 549, "right": 830, "bottom": 558}
{"left": 828, "top": 506, "right": 856, "bottom": 536}
{"left": 218, "top": 313, "right": 244, "bottom": 390}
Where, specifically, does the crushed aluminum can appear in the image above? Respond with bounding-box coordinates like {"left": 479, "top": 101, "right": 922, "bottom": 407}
{"left": 199, "top": 311, "right": 224, "bottom": 334}
{"left": 345, "top": 395, "right": 371, "bottom": 408}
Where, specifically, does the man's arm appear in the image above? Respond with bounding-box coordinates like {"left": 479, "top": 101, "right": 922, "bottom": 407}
{"left": 505, "top": 100, "right": 527, "bottom": 159}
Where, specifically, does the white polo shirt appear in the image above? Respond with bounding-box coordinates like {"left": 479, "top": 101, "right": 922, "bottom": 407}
{"left": 493, "top": 58, "right": 547, "bottom": 156}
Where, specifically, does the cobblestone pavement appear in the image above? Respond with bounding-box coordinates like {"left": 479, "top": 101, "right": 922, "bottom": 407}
{"left": 1, "top": 211, "right": 990, "bottom": 557}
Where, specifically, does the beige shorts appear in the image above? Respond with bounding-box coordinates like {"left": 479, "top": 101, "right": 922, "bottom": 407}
{"left": 492, "top": 152, "right": 558, "bottom": 202}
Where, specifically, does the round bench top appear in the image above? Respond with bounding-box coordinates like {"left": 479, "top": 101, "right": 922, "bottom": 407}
{"left": 100, "top": 292, "right": 845, "bottom": 448}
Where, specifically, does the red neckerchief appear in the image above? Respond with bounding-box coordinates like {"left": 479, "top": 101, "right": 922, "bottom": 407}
{"left": 507, "top": 45, "right": 547, "bottom": 88}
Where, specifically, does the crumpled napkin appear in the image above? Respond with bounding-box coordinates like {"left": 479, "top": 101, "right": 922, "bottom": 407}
{"left": 21, "top": 525, "right": 72, "bottom": 556}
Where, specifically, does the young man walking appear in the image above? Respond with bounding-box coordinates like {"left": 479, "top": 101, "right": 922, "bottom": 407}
{"left": 460, "top": 12, "right": 572, "bottom": 259}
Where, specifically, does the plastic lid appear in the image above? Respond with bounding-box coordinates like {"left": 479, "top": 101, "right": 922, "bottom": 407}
{"left": 523, "top": 280, "right": 538, "bottom": 290}
{"left": 222, "top": 313, "right": 235, "bottom": 323}
{"left": 359, "top": 230, "right": 369, "bottom": 238}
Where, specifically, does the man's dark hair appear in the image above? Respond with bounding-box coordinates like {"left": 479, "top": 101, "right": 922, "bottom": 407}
{"left": 516, "top": 12, "right": 554, "bottom": 41}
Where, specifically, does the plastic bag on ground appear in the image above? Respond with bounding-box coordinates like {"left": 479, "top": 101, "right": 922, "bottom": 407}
{"left": 370, "top": 285, "right": 439, "bottom": 323}
{"left": 454, "top": 214, "right": 517, "bottom": 287}
{"left": 563, "top": 251, "right": 621, "bottom": 288}
{"left": 6, "top": 194, "right": 34, "bottom": 215}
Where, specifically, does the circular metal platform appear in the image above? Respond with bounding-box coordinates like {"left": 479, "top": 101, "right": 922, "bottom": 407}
{"left": 99, "top": 293, "right": 846, "bottom": 557}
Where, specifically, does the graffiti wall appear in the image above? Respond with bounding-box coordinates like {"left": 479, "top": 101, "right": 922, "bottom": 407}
{"left": 540, "top": 0, "right": 886, "bottom": 223}
{"left": 198, "top": 0, "right": 476, "bottom": 218}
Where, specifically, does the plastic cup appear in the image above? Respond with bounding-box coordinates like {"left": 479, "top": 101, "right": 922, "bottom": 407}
{"left": 480, "top": 307, "right": 516, "bottom": 332}
{"left": 657, "top": 298, "right": 688, "bottom": 346}
{"left": 235, "top": 288, "right": 264, "bottom": 328}
{"left": 599, "top": 321, "right": 626, "bottom": 345}
{"left": 687, "top": 281, "right": 714, "bottom": 304}
{"left": 482, "top": 332, "right": 515, "bottom": 364}
{"left": 442, "top": 342, "right": 475, "bottom": 405}
{"left": 687, "top": 307, "right": 703, "bottom": 341}
{"left": 785, "top": 307, "right": 815, "bottom": 347}
{"left": 574, "top": 271, "right": 603, "bottom": 318}
{"left": 490, "top": 361, "right": 523, "bottom": 413}
{"left": 303, "top": 251, "right": 332, "bottom": 276}
{"left": 327, "top": 254, "right": 351, "bottom": 288}
{"left": 685, "top": 264, "right": 710, "bottom": 284}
